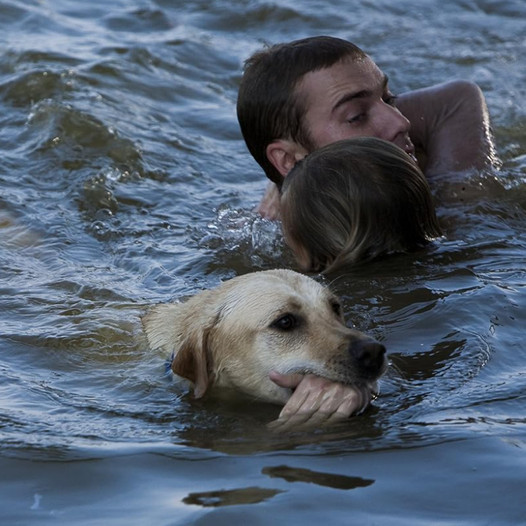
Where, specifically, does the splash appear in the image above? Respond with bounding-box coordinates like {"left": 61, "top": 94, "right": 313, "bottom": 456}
{"left": 197, "top": 205, "right": 291, "bottom": 268}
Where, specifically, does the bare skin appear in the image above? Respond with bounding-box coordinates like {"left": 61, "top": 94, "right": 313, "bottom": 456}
{"left": 396, "top": 79, "right": 497, "bottom": 175}
{"left": 258, "top": 56, "right": 497, "bottom": 426}
{"left": 267, "top": 372, "right": 372, "bottom": 431}
{"left": 257, "top": 57, "right": 496, "bottom": 219}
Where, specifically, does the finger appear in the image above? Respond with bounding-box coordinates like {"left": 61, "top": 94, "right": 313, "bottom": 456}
{"left": 272, "top": 385, "right": 373, "bottom": 432}
{"left": 269, "top": 370, "right": 305, "bottom": 389}
{"left": 317, "top": 385, "right": 369, "bottom": 418}
{"left": 278, "top": 376, "right": 352, "bottom": 418}
{"left": 267, "top": 409, "right": 318, "bottom": 432}
{"left": 278, "top": 376, "right": 332, "bottom": 418}
{"left": 278, "top": 384, "right": 311, "bottom": 418}
{"left": 274, "top": 373, "right": 330, "bottom": 399}
{"left": 322, "top": 391, "right": 370, "bottom": 425}
{"left": 269, "top": 406, "right": 341, "bottom": 432}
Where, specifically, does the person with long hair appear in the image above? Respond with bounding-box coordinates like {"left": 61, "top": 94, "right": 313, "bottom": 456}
{"left": 281, "top": 137, "right": 442, "bottom": 273}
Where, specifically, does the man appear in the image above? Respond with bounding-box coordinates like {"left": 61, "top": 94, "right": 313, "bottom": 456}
{"left": 236, "top": 36, "right": 498, "bottom": 428}
{"left": 237, "top": 35, "right": 497, "bottom": 219}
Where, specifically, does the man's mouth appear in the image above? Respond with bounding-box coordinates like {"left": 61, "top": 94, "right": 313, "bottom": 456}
{"left": 404, "top": 139, "right": 417, "bottom": 163}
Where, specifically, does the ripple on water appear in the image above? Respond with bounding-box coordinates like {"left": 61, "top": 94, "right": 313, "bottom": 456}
{"left": 0, "top": 1, "right": 526, "bottom": 522}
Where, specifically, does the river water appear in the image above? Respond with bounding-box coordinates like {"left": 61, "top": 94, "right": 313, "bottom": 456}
{"left": 1, "top": 0, "right": 525, "bottom": 524}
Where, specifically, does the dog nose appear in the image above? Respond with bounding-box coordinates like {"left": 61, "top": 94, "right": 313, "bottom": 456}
{"left": 349, "top": 339, "right": 386, "bottom": 374}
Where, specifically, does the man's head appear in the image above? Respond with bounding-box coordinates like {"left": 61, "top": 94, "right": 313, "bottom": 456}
{"left": 237, "top": 36, "right": 414, "bottom": 187}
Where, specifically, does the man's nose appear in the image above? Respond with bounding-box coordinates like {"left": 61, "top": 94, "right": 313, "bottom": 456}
{"left": 376, "top": 103, "right": 411, "bottom": 142}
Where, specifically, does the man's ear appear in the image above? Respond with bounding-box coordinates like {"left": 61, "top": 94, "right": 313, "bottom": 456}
{"left": 266, "top": 139, "right": 308, "bottom": 177}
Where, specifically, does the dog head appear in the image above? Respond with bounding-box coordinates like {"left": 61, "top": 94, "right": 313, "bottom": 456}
{"left": 142, "top": 269, "right": 387, "bottom": 404}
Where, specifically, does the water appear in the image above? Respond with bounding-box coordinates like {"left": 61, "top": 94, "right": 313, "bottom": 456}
{"left": 1, "top": 0, "right": 525, "bottom": 524}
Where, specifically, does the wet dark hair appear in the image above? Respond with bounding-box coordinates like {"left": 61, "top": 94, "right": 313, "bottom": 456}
{"left": 237, "top": 36, "right": 367, "bottom": 186}
{"left": 280, "top": 137, "right": 443, "bottom": 273}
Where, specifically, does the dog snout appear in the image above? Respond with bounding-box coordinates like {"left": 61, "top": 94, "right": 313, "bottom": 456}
{"left": 348, "top": 339, "right": 386, "bottom": 377}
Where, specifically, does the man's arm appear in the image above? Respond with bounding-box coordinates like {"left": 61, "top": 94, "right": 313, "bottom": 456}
{"left": 397, "top": 80, "right": 499, "bottom": 176}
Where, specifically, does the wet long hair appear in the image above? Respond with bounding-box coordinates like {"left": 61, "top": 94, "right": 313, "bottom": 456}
{"left": 237, "top": 36, "right": 366, "bottom": 186}
{"left": 280, "top": 138, "right": 443, "bottom": 273}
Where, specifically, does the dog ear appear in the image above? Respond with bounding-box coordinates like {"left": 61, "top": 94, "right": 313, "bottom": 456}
{"left": 142, "top": 304, "right": 213, "bottom": 399}
{"left": 171, "top": 329, "right": 211, "bottom": 399}
{"left": 142, "top": 304, "right": 183, "bottom": 354}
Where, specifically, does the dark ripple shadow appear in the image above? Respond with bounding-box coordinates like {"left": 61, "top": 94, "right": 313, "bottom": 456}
{"left": 183, "top": 486, "right": 284, "bottom": 507}
{"left": 262, "top": 465, "right": 374, "bottom": 490}
{"left": 0, "top": 65, "right": 75, "bottom": 107}
{"left": 103, "top": 6, "right": 174, "bottom": 33}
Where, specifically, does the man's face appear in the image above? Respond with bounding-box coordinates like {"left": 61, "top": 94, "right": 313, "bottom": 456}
{"left": 295, "top": 56, "right": 415, "bottom": 159}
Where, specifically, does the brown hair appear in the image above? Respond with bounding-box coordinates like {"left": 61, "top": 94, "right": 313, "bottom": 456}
{"left": 237, "top": 36, "right": 367, "bottom": 186}
{"left": 280, "top": 137, "right": 442, "bottom": 272}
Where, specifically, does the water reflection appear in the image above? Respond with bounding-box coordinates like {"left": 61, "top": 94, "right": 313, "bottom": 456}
{"left": 1, "top": 0, "right": 525, "bottom": 522}
{"left": 183, "top": 486, "right": 284, "bottom": 507}
{"left": 262, "top": 465, "right": 374, "bottom": 490}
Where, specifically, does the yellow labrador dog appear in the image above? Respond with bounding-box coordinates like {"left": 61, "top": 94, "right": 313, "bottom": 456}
{"left": 142, "top": 269, "right": 386, "bottom": 404}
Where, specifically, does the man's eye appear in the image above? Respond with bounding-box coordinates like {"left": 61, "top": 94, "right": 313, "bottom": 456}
{"left": 271, "top": 313, "right": 298, "bottom": 331}
{"left": 383, "top": 94, "right": 398, "bottom": 106}
{"left": 347, "top": 113, "right": 365, "bottom": 124}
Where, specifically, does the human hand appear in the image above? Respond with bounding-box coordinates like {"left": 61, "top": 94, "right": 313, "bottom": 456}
{"left": 254, "top": 182, "right": 281, "bottom": 220}
{"left": 267, "top": 372, "right": 373, "bottom": 432}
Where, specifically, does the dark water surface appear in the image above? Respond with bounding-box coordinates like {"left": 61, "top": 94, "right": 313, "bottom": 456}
{"left": 1, "top": 0, "right": 525, "bottom": 524}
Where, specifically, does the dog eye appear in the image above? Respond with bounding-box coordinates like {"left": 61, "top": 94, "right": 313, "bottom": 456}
{"left": 331, "top": 300, "right": 342, "bottom": 317}
{"left": 271, "top": 313, "right": 297, "bottom": 331}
